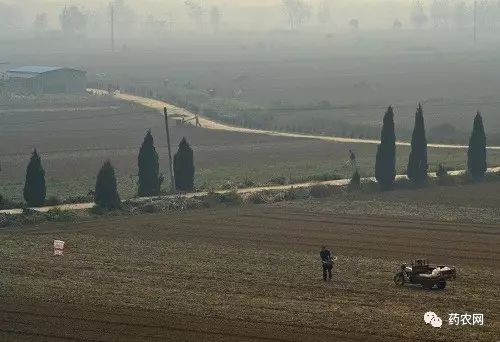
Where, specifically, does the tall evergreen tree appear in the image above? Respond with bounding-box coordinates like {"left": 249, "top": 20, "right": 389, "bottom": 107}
{"left": 174, "top": 138, "right": 195, "bottom": 191}
{"left": 138, "top": 130, "right": 162, "bottom": 196}
{"left": 375, "top": 106, "right": 396, "bottom": 190}
{"left": 94, "top": 160, "right": 121, "bottom": 210}
{"left": 23, "top": 149, "right": 46, "bottom": 207}
{"left": 407, "top": 103, "right": 428, "bottom": 185}
{"left": 467, "top": 112, "right": 487, "bottom": 180}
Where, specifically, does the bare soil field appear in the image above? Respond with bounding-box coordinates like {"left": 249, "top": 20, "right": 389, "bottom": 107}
{"left": 3, "top": 94, "right": 498, "bottom": 201}
{"left": 0, "top": 186, "right": 498, "bottom": 341}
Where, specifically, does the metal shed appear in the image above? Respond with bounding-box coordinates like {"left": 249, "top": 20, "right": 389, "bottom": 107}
{"left": 5, "top": 66, "right": 87, "bottom": 94}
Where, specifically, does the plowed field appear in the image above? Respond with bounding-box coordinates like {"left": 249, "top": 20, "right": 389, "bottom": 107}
{"left": 0, "top": 204, "right": 498, "bottom": 341}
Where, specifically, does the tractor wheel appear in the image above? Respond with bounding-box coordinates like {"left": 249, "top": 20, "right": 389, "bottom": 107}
{"left": 394, "top": 273, "right": 405, "bottom": 286}
{"left": 436, "top": 281, "right": 446, "bottom": 290}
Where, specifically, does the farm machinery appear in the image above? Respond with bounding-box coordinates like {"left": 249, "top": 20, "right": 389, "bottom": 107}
{"left": 394, "top": 259, "right": 456, "bottom": 290}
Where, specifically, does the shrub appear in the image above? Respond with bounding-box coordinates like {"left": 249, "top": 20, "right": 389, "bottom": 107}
{"left": 138, "top": 130, "right": 162, "bottom": 197}
{"left": 0, "top": 214, "right": 9, "bottom": 228}
{"left": 45, "top": 208, "right": 76, "bottom": 222}
{"left": 64, "top": 195, "right": 93, "bottom": 205}
{"left": 284, "top": 187, "right": 311, "bottom": 201}
{"left": 202, "top": 192, "right": 223, "bottom": 207}
{"left": 139, "top": 202, "right": 162, "bottom": 213}
{"left": 436, "top": 164, "right": 448, "bottom": 178}
{"left": 46, "top": 196, "right": 62, "bottom": 206}
{"left": 89, "top": 205, "right": 109, "bottom": 216}
{"left": 186, "top": 198, "right": 206, "bottom": 210}
{"left": 349, "top": 170, "right": 361, "bottom": 190}
{"left": 0, "top": 196, "right": 23, "bottom": 210}
{"left": 302, "top": 172, "right": 342, "bottom": 182}
{"left": 174, "top": 138, "right": 195, "bottom": 191}
{"left": 23, "top": 149, "right": 47, "bottom": 207}
{"left": 95, "top": 160, "right": 121, "bottom": 210}
{"left": 268, "top": 176, "right": 289, "bottom": 185}
{"left": 310, "top": 184, "right": 335, "bottom": 198}
{"left": 220, "top": 191, "right": 243, "bottom": 206}
{"left": 247, "top": 191, "right": 272, "bottom": 204}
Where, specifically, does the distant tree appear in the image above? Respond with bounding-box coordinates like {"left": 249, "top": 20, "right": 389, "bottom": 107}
{"left": 436, "top": 164, "right": 448, "bottom": 178}
{"left": 318, "top": 0, "right": 332, "bottom": 25}
{"left": 430, "top": 0, "right": 451, "bottom": 29}
{"left": 393, "top": 19, "right": 403, "bottom": 30}
{"left": 34, "top": 13, "right": 48, "bottom": 32}
{"left": 453, "top": 1, "right": 470, "bottom": 29}
{"left": 59, "top": 5, "right": 87, "bottom": 34}
{"left": 185, "top": 0, "right": 204, "bottom": 29}
{"left": 138, "top": 130, "right": 163, "bottom": 197}
{"left": 411, "top": 0, "right": 428, "bottom": 29}
{"left": 210, "top": 6, "right": 221, "bottom": 31}
{"left": 282, "top": 0, "right": 311, "bottom": 30}
{"left": 111, "top": 0, "right": 137, "bottom": 34}
{"left": 174, "top": 138, "right": 195, "bottom": 191}
{"left": 95, "top": 160, "right": 121, "bottom": 210}
{"left": 407, "top": 104, "right": 428, "bottom": 186}
{"left": 467, "top": 112, "right": 487, "bottom": 180}
{"left": 23, "top": 149, "right": 46, "bottom": 207}
{"left": 349, "top": 19, "right": 359, "bottom": 31}
{"left": 375, "top": 106, "right": 396, "bottom": 190}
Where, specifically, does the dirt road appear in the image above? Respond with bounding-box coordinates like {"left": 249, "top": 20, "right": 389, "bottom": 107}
{"left": 109, "top": 90, "right": 500, "bottom": 150}
{"left": 0, "top": 207, "right": 498, "bottom": 341}
{"left": 2, "top": 166, "right": 499, "bottom": 215}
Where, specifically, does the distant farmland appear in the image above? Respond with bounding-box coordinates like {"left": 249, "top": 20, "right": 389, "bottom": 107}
{"left": 2, "top": 94, "right": 500, "bottom": 202}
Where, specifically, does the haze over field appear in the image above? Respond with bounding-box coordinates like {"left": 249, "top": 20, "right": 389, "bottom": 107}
{"left": 1, "top": 0, "right": 498, "bottom": 34}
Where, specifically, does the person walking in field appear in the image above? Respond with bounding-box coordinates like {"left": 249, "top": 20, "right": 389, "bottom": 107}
{"left": 349, "top": 149, "right": 357, "bottom": 167}
{"left": 320, "top": 246, "right": 334, "bottom": 281}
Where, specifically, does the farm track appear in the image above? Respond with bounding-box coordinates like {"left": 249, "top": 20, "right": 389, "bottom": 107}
{"left": 2, "top": 166, "right": 500, "bottom": 215}
{"left": 109, "top": 90, "right": 500, "bottom": 150}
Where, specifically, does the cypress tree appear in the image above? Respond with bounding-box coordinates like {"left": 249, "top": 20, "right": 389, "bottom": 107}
{"left": 467, "top": 112, "right": 487, "bottom": 180}
{"left": 138, "top": 130, "right": 162, "bottom": 196}
{"left": 174, "top": 138, "right": 195, "bottom": 191}
{"left": 94, "top": 160, "right": 121, "bottom": 210}
{"left": 375, "top": 106, "right": 396, "bottom": 190}
{"left": 407, "top": 103, "right": 428, "bottom": 185}
{"left": 23, "top": 149, "right": 46, "bottom": 207}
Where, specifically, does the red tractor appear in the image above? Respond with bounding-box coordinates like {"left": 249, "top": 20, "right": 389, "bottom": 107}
{"left": 394, "top": 259, "right": 456, "bottom": 290}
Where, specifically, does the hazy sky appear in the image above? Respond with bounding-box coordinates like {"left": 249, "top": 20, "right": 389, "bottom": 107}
{"left": 0, "top": 0, "right": 486, "bottom": 34}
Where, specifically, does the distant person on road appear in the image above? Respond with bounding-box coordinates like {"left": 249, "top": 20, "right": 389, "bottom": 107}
{"left": 195, "top": 114, "right": 201, "bottom": 127}
{"left": 320, "top": 246, "right": 334, "bottom": 281}
{"left": 349, "top": 149, "right": 356, "bottom": 166}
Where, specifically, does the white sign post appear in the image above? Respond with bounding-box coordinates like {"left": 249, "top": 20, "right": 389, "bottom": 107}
{"left": 54, "top": 240, "right": 65, "bottom": 256}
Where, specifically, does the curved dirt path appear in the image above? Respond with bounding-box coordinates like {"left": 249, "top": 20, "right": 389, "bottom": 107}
{"left": 109, "top": 90, "right": 500, "bottom": 150}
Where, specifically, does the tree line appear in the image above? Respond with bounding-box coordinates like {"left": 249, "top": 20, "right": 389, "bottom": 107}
{"left": 17, "top": 104, "right": 488, "bottom": 209}
{"left": 375, "top": 104, "right": 487, "bottom": 190}
{"left": 20, "top": 132, "right": 195, "bottom": 210}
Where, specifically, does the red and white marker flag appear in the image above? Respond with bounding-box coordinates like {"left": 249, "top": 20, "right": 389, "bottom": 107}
{"left": 54, "top": 240, "right": 65, "bottom": 256}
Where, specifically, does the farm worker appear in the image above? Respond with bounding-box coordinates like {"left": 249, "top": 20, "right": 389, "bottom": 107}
{"left": 349, "top": 149, "right": 357, "bottom": 167}
{"left": 195, "top": 114, "right": 201, "bottom": 127}
{"left": 320, "top": 246, "right": 333, "bottom": 281}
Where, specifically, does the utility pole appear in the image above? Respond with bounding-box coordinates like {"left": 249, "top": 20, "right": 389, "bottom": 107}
{"left": 474, "top": 0, "right": 477, "bottom": 44}
{"left": 164, "top": 107, "right": 176, "bottom": 192}
{"left": 110, "top": 4, "right": 115, "bottom": 52}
